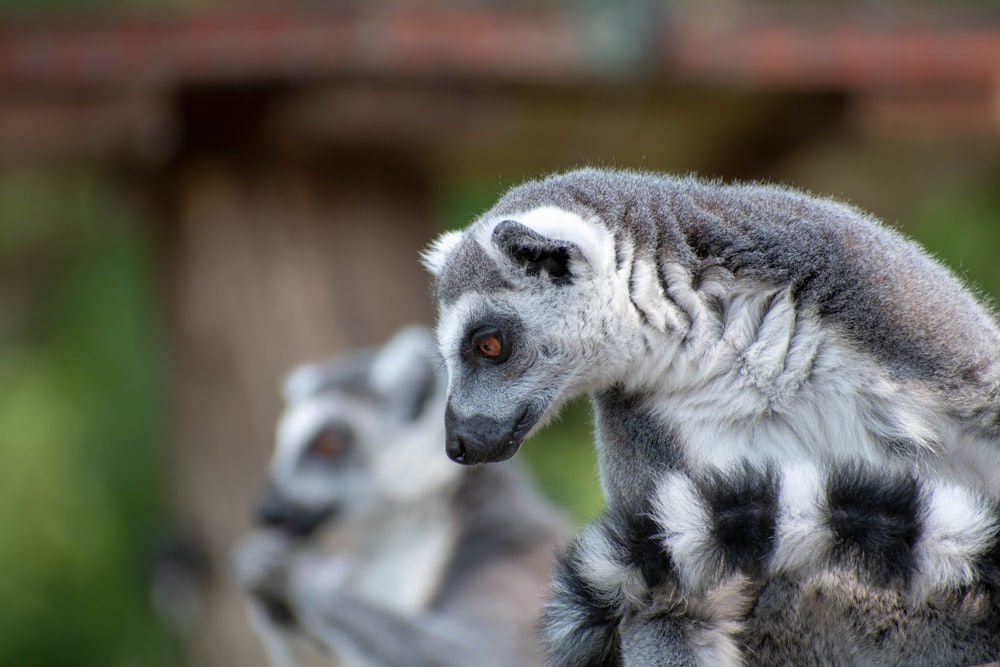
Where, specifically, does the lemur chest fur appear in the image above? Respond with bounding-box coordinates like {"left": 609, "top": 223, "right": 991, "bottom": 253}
{"left": 600, "top": 272, "right": 999, "bottom": 502}
{"left": 344, "top": 500, "right": 459, "bottom": 613}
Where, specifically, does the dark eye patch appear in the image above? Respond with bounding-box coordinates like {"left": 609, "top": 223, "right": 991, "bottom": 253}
{"left": 460, "top": 310, "right": 524, "bottom": 368}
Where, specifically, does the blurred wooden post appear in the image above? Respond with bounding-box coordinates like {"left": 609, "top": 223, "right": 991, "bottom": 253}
{"left": 157, "top": 153, "right": 434, "bottom": 667}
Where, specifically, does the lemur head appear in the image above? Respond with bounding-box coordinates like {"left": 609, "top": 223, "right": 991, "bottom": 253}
{"left": 255, "top": 326, "right": 456, "bottom": 537}
{"left": 423, "top": 173, "right": 663, "bottom": 465}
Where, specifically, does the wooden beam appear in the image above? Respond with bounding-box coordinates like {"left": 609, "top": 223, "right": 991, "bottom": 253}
{"left": 1, "top": 7, "right": 997, "bottom": 92}
{"left": 666, "top": 12, "right": 1000, "bottom": 92}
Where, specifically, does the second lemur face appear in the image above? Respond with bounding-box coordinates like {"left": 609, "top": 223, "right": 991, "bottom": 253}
{"left": 425, "top": 206, "right": 662, "bottom": 465}
{"left": 256, "top": 326, "right": 455, "bottom": 535}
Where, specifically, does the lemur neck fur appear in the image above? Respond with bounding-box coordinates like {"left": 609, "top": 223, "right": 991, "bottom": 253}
{"left": 596, "top": 254, "right": 996, "bottom": 508}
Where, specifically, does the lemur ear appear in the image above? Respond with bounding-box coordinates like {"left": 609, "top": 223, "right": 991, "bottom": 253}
{"left": 421, "top": 230, "right": 463, "bottom": 277}
{"left": 492, "top": 220, "right": 581, "bottom": 284}
{"left": 369, "top": 326, "right": 443, "bottom": 422}
{"left": 282, "top": 350, "right": 376, "bottom": 404}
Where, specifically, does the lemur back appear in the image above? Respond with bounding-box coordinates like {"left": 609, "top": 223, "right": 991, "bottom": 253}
{"left": 423, "top": 168, "right": 1000, "bottom": 665}
{"left": 232, "top": 326, "right": 568, "bottom": 667}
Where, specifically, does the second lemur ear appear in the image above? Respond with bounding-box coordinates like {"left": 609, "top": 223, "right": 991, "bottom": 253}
{"left": 282, "top": 349, "right": 376, "bottom": 404}
{"left": 369, "top": 326, "right": 443, "bottom": 422}
{"left": 492, "top": 219, "right": 581, "bottom": 285}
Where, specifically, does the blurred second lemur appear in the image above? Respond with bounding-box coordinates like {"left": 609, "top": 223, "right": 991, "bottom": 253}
{"left": 232, "top": 326, "right": 569, "bottom": 667}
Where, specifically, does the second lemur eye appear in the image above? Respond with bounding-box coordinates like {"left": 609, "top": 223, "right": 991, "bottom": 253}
{"left": 309, "top": 425, "right": 352, "bottom": 459}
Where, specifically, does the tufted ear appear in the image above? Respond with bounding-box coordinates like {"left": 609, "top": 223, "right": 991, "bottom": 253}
{"left": 420, "top": 230, "right": 464, "bottom": 277}
{"left": 281, "top": 349, "right": 376, "bottom": 404}
{"left": 492, "top": 219, "right": 582, "bottom": 285}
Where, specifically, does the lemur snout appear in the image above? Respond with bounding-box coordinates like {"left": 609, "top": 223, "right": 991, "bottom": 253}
{"left": 444, "top": 404, "right": 525, "bottom": 465}
{"left": 445, "top": 436, "right": 468, "bottom": 464}
{"left": 254, "top": 486, "right": 331, "bottom": 538}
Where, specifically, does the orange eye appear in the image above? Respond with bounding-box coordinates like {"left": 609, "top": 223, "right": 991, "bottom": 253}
{"left": 310, "top": 430, "right": 343, "bottom": 458}
{"left": 477, "top": 335, "right": 503, "bottom": 359}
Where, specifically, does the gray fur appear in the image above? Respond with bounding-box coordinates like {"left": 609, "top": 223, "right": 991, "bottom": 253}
{"left": 424, "top": 168, "right": 1000, "bottom": 665}
{"left": 232, "top": 326, "right": 568, "bottom": 667}
{"left": 435, "top": 235, "right": 513, "bottom": 306}
{"left": 746, "top": 572, "right": 1000, "bottom": 667}
{"left": 593, "top": 386, "right": 686, "bottom": 510}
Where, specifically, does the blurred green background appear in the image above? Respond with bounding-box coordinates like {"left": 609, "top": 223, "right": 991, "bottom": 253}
{"left": 2, "top": 2, "right": 1000, "bottom": 666}
{"left": 0, "top": 167, "right": 176, "bottom": 665}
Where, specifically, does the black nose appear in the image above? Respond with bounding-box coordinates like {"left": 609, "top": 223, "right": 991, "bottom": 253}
{"left": 255, "top": 486, "right": 293, "bottom": 528}
{"left": 444, "top": 403, "right": 477, "bottom": 464}
{"left": 257, "top": 592, "right": 296, "bottom": 627}
{"left": 254, "top": 486, "right": 331, "bottom": 537}
{"left": 446, "top": 435, "right": 467, "bottom": 463}
{"left": 444, "top": 402, "right": 527, "bottom": 465}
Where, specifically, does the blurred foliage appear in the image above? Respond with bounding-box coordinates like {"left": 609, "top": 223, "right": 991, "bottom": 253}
{"left": 0, "top": 167, "right": 178, "bottom": 667}
{"left": 521, "top": 397, "right": 605, "bottom": 524}
{"left": 907, "top": 180, "right": 1000, "bottom": 306}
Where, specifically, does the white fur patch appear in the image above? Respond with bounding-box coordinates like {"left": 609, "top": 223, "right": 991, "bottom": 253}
{"left": 433, "top": 292, "right": 480, "bottom": 395}
{"left": 741, "top": 289, "right": 797, "bottom": 391}
{"left": 662, "top": 262, "right": 719, "bottom": 351}
{"left": 282, "top": 361, "right": 332, "bottom": 403}
{"left": 274, "top": 396, "right": 323, "bottom": 460}
{"left": 345, "top": 502, "right": 458, "bottom": 613}
{"left": 911, "top": 482, "right": 999, "bottom": 599}
{"left": 629, "top": 256, "right": 673, "bottom": 333}
{"left": 770, "top": 463, "right": 831, "bottom": 574}
{"left": 369, "top": 407, "right": 457, "bottom": 505}
{"left": 370, "top": 326, "right": 434, "bottom": 394}
{"left": 649, "top": 294, "right": 942, "bottom": 477}
{"left": 486, "top": 205, "right": 617, "bottom": 276}
{"left": 575, "top": 521, "right": 647, "bottom": 610}
{"left": 652, "top": 471, "right": 719, "bottom": 592}
{"left": 421, "top": 229, "right": 464, "bottom": 276}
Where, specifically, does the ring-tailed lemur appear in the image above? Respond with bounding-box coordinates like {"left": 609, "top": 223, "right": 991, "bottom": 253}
{"left": 422, "top": 169, "right": 1000, "bottom": 665}
{"left": 231, "top": 326, "right": 569, "bottom": 667}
